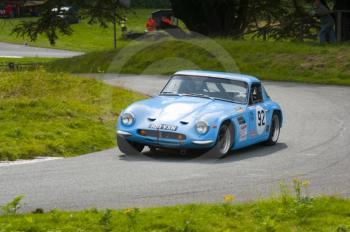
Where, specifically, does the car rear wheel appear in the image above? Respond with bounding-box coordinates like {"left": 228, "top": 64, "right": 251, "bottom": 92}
{"left": 265, "top": 113, "right": 280, "bottom": 146}
{"left": 117, "top": 135, "right": 145, "bottom": 155}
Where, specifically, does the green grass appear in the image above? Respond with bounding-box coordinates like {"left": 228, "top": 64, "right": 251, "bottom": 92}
{"left": 47, "top": 39, "right": 350, "bottom": 86}
{"left": 1, "top": 195, "right": 350, "bottom": 231}
{"left": 0, "top": 71, "right": 145, "bottom": 161}
{"left": 0, "top": 9, "right": 154, "bottom": 52}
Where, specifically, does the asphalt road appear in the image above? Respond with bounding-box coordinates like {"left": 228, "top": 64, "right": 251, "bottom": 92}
{"left": 0, "top": 42, "right": 83, "bottom": 58}
{"left": 1, "top": 74, "right": 350, "bottom": 212}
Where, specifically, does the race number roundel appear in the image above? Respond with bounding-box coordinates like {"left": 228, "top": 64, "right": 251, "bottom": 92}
{"left": 256, "top": 105, "right": 266, "bottom": 135}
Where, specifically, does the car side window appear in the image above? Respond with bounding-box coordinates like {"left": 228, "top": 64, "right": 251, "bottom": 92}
{"left": 250, "top": 83, "right": 263, "bottom": 105}
{"left": 263, "top": 86, "right": 270, "bottom": 99}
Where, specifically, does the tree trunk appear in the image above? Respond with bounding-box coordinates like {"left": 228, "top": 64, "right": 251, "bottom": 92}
{"left": 113, "top": 9, "right": 117, "bottom": 49}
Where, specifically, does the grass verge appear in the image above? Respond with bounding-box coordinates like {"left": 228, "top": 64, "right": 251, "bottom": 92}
{"left": 47, "top": 39, "right": 350, "bottom": 86}
{"left": 0, "top": 70, "right": 145, "bottom": 161}
{"left": 1, "top": 194, "right": 350, "bottom": 231}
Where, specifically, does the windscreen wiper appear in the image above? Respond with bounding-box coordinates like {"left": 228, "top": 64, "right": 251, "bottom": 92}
{"left": 180, "top": 93, "right": 214, "bottom": 100}
{"left": 213, "top": 97, "right": 245, "bottom": 104}
{"left": 160, "top": 92, "right": 181, "bottom": 96}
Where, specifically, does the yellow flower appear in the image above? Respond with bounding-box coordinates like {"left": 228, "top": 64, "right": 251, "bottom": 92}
{"left": 123, "top": 208, "right": 134, "bottom": 215}
{"left": 224, "top": 194, "right": 235, "bottom": 203}
{"left": 302, "top": 180, "right": 311, "bottom": 188}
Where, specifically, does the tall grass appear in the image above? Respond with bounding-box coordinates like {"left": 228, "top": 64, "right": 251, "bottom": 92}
{"left": 1, "top": 180, "right": 350, "bottom": 231}
{"left": 0, "top": 70, "right": 145, "bottom": 160}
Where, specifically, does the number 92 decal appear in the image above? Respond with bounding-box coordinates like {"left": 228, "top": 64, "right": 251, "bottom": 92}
{"left": 256, "top": 105, "right": 266, "bottom": 135}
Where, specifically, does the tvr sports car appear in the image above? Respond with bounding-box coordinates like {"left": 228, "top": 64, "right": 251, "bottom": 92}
{"left": 117, "top": 70, "right": 283, "bottom": 157}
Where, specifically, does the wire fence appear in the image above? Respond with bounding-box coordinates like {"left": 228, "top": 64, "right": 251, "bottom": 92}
{"left": 0, "top": 62, "right": 44, "bottom": 72}
{"left": 333, "top": 10, "right": 350, "bottom": 42}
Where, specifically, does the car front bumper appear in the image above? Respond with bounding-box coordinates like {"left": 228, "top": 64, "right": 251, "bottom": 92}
{"left": 117, "top": 130, "right": 215, "bottom": 149}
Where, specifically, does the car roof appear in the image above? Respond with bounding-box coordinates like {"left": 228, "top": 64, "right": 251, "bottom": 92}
{"left": 174, "top": 70, "right": 260, "bottom": 84}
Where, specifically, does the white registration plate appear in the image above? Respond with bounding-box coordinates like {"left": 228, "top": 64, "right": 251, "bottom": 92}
{"left": 149, "top": 124, "right": 178, "bottom": 131}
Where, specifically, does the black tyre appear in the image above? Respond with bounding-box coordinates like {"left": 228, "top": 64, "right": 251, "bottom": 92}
{"left": 265, "top": 113, "right": 280, "bottom": 146}
{"left": 148, "top": 146, "right": 159, "bottom": 154}
{"left": 205, "top": 123, "right": 234, "bottom": 158}
{"left": 117, "top": 135, "right": 144, "bottom": 155}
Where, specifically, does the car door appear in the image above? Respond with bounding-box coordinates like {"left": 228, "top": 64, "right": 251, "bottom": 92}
{"left": 247, "top": 83, "right": 270, "bottom": 144}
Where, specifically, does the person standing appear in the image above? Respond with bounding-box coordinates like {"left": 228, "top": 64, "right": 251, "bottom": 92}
{"left": 146, "top": 17, "right": 156, "bottom": 32}
{"left": 121, "top": 17, "right": 128, "bottom": 33}
{"left": 5, "top": 4, "right": 13, "bottom": 18}
{"left": 313, "top": 0, "right": 336, "bottom": 43}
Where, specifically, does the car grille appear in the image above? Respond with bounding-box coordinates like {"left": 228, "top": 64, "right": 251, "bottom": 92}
{"left": 137, "top": 129, "right": 186, "bottom": 141}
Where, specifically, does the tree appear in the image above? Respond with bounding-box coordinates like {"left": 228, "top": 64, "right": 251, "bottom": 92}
{"left": 169, "top": 0, "right": 319, "bottom": 41}
{"left": 130, "top": 0, "right": 170, "bottom": 8}
{"left": 334, "top": 0, "right": 350, "bottom": 10}
{"left": 253, "top": 0, "right": 319, "bottom": 41}
{"left": 169, "top": 0, "right": 250, "bottom": 36}
{"left": 12, "top": 0, "right": 129, "bottom": 48}
{"left": 9, "top": 0, "right": 347, "bottom": 44}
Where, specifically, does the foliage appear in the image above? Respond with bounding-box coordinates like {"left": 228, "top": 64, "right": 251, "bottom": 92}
{"left": 252, "top": 0, "right": 319, "bottom": 41}
{"left": 334, "top": 0, "right": 350, "bottom": 10}
{"left": 12, "top": 0, "right": 129, "bottom": 46}
{"left": 131, "top": 0, "right": 170, "bottom": 8}
{"left": 170, "top": 0, "right": 319, "bottom": 40}
{"left": 123, "top": 208, "right": 140, "bottom": 231}
{"left": 0, "top": 9, "right": 153, "bottom": 51}
{"left": 99, "top": 209, "right": 113, "bottom": 232}
{"left": 0, "top": 196, "right": 24, "bottom": 216}
{"left": 4, "top": 0, "right": 350, "bottom": 43}
{"left": 170, "top": 0, "right": 247, "bottom": 36}
{"left": 12, "top": 5, "right": 74, "bottom": 45}
{"left": 1, "top": 190, "right": 350, "bottom": 231}
{"left": 0, "top": 70, "right": 145, "bottom": 161}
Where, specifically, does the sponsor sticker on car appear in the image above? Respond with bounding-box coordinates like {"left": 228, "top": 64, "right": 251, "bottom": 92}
{"left": 240, "top": 124, "right": 248, "bottom": 141}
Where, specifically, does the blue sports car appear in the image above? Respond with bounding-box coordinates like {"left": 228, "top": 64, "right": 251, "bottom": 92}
{"left": 117, "top": 70, "right": 283, "bottom": 157}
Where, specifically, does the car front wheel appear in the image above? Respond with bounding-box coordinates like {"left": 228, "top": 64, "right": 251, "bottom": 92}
{"left": 206, "top": 123, "right": 234, "bottom": 158}
{"left": 117, "top": 135, "right": 144, "bottom": 155}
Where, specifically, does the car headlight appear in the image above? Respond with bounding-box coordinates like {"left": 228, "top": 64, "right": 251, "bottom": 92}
{"left": 196, "top": 121, "right": 209, "bottom": 135}
{"left": 121, "top": 112, "right": 135, "bottom": 126}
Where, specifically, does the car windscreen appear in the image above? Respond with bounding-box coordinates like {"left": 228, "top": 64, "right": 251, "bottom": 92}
{"left": 161, "top": 75, "right": 248, "bottom": 104}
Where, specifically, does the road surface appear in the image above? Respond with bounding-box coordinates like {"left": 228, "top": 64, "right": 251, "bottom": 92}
{"left": 0, "top": 42, "right": 83, "bottom": 58}
{"left": 1, "top": 74, "right": 350, "bottom": 212}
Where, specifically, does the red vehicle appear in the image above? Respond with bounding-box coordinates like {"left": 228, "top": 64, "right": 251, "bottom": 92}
{"left": 146, "top": 18, "right": 156, "bottom": 32}
{"left": 145, "top": 10, "right": 179, "bottom": 31}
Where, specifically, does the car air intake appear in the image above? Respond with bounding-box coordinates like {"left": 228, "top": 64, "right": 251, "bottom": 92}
{"left": 137, "top": 130, "right": 186, "bottom": 141}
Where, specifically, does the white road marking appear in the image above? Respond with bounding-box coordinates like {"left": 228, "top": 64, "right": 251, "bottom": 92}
{"left": 0, "top": 157, "right": 63, "bottom": 167}
{"left": 0, "top": 55, "right": 24, "bottom": 58}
